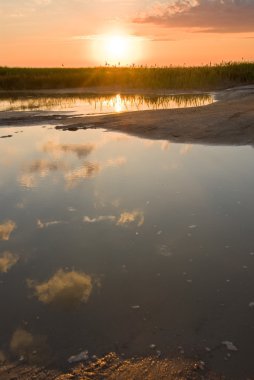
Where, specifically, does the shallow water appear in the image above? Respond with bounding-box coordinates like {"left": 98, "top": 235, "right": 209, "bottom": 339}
{"left": 0, "top": 125, "right": 254, "bottom": 378}
{"left": 0, "top": 93, "right": 214, "bottom": 114}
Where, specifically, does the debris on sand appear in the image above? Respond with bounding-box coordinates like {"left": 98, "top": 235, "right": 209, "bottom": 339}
{"left": 0, "top": 352, "right": 230, "bottom": 379}
{"left": 0, "top": 135, "right": 12, "bottom": 138}
{"left": 68, "top": 350, "right": 89, "bottom": 363}
{"left": 222, "top": 341, "right": 238, "bottom": 351}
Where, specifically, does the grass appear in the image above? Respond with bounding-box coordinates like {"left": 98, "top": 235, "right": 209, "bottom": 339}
{"left": 0, "top": 62, "right": 254, "bottom": 91}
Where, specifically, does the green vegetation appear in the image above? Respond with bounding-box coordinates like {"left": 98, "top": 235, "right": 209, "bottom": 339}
{"left": 0, "top": 62, "right": 254, "bottom": 91}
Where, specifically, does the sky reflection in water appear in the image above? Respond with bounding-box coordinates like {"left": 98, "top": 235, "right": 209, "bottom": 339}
{"left": 0, "top": 125, "right": 254, "bottom": 377}
{"left": 0, "top": 93, "right": 214, "bottom": 114}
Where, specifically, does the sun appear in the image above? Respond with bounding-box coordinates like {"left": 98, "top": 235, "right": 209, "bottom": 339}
{"left": 104, "top": 35, "right": 130, "bottom": 64}
{"left": 91, "top": 33, "right": 145, "bottom": 66}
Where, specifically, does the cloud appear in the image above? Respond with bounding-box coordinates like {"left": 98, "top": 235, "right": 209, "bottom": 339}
{"left": 72, "top": 34, "right": 150, "bottom": 41}
{"left": 28, "top": 269, "right": 93, "bottom": 308}
{"left": 0, "top": 251, "right": 18, "bottom": 273}
{"left": 0, "top": 220, "right": 16, "bottom": 241}
{"left": 133, "top": 0, "right": 254, "bottom": 33}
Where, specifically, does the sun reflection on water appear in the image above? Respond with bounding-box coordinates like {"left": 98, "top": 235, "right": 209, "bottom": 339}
{"left": 0, "top": 93, "right": 214, "bottom": 114}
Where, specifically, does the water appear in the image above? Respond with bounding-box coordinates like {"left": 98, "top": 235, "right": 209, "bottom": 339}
{"left": 0, "top": 93, "right": 214, "bottom": 114}
{"left": 0, "top": 125, "right": 254, "bottom": 378}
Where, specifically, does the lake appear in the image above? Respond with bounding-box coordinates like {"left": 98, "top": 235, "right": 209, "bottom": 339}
{"left": 0, "top": 101, "right": 254, "bottom": 379}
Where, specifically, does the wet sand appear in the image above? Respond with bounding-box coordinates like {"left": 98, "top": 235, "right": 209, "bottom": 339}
{"left": 0, "top": 85, "right": 254, "bottom": 146}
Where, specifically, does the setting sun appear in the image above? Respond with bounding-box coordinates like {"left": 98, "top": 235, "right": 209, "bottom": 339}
{"left": 91, "top": 33, "right": 145, "bottom": 66}
{"left": 105, "top": 36, "right": 129, "bottom": 63}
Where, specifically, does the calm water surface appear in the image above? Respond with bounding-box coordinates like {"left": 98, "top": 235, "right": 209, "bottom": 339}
{"left": 0, "top": 93, "right": 214, "bottom": 114}
{"left": 0, "top": 125, "right": 254, "bottom": 378}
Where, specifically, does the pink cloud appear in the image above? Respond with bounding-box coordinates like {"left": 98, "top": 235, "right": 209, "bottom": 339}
{"left": 133, "top": 0, "right": 254, "bottom": 33}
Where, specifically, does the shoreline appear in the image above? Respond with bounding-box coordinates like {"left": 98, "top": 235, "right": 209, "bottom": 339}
{"left": 1, "top": 85, "right": 254, "bottom": 146}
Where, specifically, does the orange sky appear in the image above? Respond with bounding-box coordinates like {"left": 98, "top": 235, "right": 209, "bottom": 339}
{"left": 1, "top": 0, "right": 254, "bottom": 67}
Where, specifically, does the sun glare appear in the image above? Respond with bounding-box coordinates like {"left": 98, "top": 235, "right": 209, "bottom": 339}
{"left": 91, "top": 33, "right": 144, "bottom": 66}
{"left": 105, "top": 36, "right": 129, "bottom": 61}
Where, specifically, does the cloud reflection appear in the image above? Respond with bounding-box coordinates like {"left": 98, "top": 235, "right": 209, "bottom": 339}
{"left": 25, "top": 159, "right": 66, "bottom": 177}
{"left": 42, "top": 140, "right": 95, "bottom": 159}
{"left": 0, "top": 251, "right": 18, "bottom": 273}
{"left": 65, "top": 157, "right": 126, "bottom": 189}
{"left": 180, "top": 144, "right": 193, "bottom": 156}
{"left": 65, "top": 161, "right": 102, "bottom": 188}
{"left": 10, "top": 329, "right": 34, "bottom": 355}
{"left": 84, "top": 215, "right": 116, "bottom": 223}
{"left": 37, "top": 219, "right": 66, "bottom": 229}
{"left": 18, "top": 173, "right": 37, "bottom": 189}
{"left": 117, "top": 210, "right": 144, "bottom": 227}
{"left": 0, "top": 220, "right": 16, "bottom": 241}
{"left": 83, "top": 209, "right": 145, "bottom": 227}
{"left": 28, "top": 269, "right": 93, "bottom": 308}
{"left": 0, "top": 351, "right": 5, "bottom": 364}
{"left": 10, "top": 328, "right": 49, "bottom": 364}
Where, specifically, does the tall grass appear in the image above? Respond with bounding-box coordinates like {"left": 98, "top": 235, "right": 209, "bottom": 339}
{"left": 0, "top": 62, "right": 254, "bottom": 91}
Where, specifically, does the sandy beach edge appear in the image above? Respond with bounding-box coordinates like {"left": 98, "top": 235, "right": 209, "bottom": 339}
{"left": 1, "top": 85, "right": 253, "bottom": 146}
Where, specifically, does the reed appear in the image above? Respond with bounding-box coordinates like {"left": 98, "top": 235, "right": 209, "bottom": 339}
{"left": 0, "top": 62, "right": 253, "bottom": 91}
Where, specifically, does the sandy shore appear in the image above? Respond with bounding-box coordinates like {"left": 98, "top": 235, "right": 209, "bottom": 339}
{"left": 0, "top": 85, "right": 253, "bottom": 146}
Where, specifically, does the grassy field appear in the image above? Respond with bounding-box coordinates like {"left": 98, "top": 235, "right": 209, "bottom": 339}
{"left": 0, "top": 62, "right": 254, "bottom": 91}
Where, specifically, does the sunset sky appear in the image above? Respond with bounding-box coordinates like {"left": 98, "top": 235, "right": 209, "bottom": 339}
{"left": 1, "top": 0, "right": 254, "bottom": 67}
